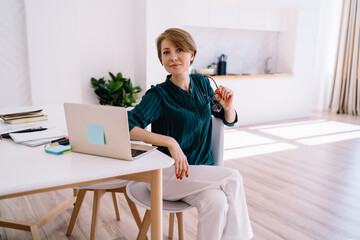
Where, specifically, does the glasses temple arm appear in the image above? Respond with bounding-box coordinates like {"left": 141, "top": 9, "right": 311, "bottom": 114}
{"left": 207, "top": 76, "right": 219, "bottom": 90}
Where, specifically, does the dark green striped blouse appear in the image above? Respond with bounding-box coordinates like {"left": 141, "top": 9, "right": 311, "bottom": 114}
{"left": 128, "top": 74, "right": 237, "bottom": 165}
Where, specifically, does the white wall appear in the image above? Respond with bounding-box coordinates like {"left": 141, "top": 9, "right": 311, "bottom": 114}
{"left": 25, "top": 0, "right": 81, "bottom": 105}
{"left": 133, "top": 0, "right": 147, "bottom": 96}
{"left": 277, "top": 8, "right": 297, "bottom": 74}
{"left": 0, "top": 0, "right": 32, "bottom": 108}
{"left": 77, "top": 0, "right": 135, "bottom": 104}
{"left": 144, "top": 0, "right": 185, "bottom": 89}
{"left": 24, "top": 0, "right": 135, "bottom": 106}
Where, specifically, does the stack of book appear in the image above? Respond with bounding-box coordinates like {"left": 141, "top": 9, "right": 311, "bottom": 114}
{"left": 0, "top": 109, "right": 48, "bottom": 124}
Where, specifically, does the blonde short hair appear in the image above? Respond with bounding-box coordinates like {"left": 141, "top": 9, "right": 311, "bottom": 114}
{"left": 156, "top": 28, "right": 197, "bottom": 65}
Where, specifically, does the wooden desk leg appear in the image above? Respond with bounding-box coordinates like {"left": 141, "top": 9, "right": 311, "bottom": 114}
{"left": 150, "top": 169, "right": 162, "bottom": 240}
{"left": 30, "top": 225, "right": 41, "bottom": 240}
{"left": 0, "top": 193, "right": 76, "bottom": 239}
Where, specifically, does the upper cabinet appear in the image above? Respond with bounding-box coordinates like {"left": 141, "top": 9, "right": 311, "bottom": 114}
{"left": 264, "top": 6, "right": 288, "bottom": 31}
{"left": 209, "top": 0, "right": 238, "bottom": 29}
{"left": 184, "top": 0, "right": 209, "bottom": 27}
{"left": 237, "top": 3, "right": 265, "bottom": 31}
{"left": 184, "top": 0, "right": 288, "bottom": 32}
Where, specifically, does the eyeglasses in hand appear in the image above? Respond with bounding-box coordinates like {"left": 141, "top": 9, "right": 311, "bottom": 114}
{"left": 201, "top": 76, "right": 222, "bottom": 113}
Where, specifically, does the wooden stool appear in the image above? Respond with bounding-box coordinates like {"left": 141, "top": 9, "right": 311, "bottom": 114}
{"left": 66, "top": 179, "right": 142, "bottom": 240}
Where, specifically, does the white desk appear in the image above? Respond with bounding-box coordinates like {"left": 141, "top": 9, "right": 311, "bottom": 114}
{"left": 0, "top": 105, "right": 174, "bottom": 239}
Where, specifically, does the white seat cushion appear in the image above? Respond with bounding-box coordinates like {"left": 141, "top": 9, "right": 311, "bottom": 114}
{"left": 126, "top": 181, "right": 192, "bottom": 213}
{"left": 76, "top": 179, "right": 128, "bottom": 190}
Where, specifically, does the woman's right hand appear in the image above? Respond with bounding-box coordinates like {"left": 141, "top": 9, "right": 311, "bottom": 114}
{"left": 167, "top": 138, "right": 189, "bottom": 180}
{"left": 129, "top": 127, "right": 189, "bottom": 179}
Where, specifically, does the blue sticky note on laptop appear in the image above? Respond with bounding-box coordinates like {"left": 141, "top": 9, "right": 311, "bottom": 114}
{"left": 87, "top": 123, "right": 105, "bottom": 145}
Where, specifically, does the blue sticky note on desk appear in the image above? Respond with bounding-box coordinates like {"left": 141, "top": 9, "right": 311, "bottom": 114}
{"left": 45, "top": 145, "right": 71, "bottom": 155}
{"left": 87, "top": 123, "right": 105, "bottom": 145}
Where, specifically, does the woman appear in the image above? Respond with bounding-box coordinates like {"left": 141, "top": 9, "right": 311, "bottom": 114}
{"left": 128, "top": 28, "right": 253, "bottom": 240}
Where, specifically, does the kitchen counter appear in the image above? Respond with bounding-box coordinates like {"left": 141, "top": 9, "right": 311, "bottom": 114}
{"left": 211, "top": 73, "right": 293, "bottom": 80}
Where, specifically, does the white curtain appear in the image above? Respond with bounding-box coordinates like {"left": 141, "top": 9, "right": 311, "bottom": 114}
{"left": 329, "top": 0, "right": 360, "bottom": 115}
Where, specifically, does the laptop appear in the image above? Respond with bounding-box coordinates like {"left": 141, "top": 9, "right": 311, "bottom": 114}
{"left": 64, "top": 103, "right": 156, "bottom": 160}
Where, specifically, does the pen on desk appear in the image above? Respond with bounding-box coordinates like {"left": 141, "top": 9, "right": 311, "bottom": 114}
{"left": 58, "top": 139, "right": 70, "bottom": 145}
{"left": 0, "top": 127, "right": 47, "bottom": 139}
{"left": 48, "top": 138, "right": 70, "bottom": 147}
{"left": 51, "top": 136, "right": 69, "bottom": 143}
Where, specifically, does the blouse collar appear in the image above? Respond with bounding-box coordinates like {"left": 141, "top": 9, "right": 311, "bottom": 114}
{"left": 165, "top": 74, "right": 194, "bottom": 95}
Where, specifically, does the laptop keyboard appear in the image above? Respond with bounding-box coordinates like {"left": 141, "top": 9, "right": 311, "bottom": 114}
{"left": 131, "top": 149, "right": 146, "bottom": 157}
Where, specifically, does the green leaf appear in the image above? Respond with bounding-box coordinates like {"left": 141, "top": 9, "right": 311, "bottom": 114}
{"left": 109, "top": 81, "right": 116, "bottom": 91}
{"left": 109, "top": 72, "right": 116, "bottom": 81}
{"left": 98, "top": 95, "right": 110, "bottom": 104}
{"left": 131, "top": 86, "right": 142, "bottom": 93}
{"left": 108, "top": 81, "right": 123, "bottom": 92}
{"left": 90, "top": 78, "right": 99, "bottom": 87}
{"left": 98, "top": 84, "right": 110, "bottom": 94}
{"left": 111, "top": 93, "right": 119, "bottom": 101}
{"left": 127, "top": 79, "right": 132, "bottom": 89}
{"left": 113, "top": 81, "right": 123, "bottom": 92}
{"left": 122, "top": 88, "right": 126, "bottom": 102}
{"left": 123, "top": 80, "right": 131, "bottom": 92}
{"left": 116, "top": 72, "right": 123, "bottom": 80}
{"left": 95, "top": 90, "right": 111, "bottom": 100}
{"left": 98, "top": 77, "right": 105, "bottom": 84}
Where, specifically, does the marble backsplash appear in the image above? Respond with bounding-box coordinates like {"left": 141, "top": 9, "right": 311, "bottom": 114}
{"left": 185, "top": 26, "right": 279, "bottom": 75}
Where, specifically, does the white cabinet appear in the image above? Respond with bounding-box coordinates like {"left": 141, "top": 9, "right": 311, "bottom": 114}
{"left": 264, "top": 7, "right": 288, "bottom": 31}
{"left": 209, "top": 0, "right": 238, "bottom": 29}
{"left": 237, "top": 3, "right": 288, "bottom": 32}
{"left": 237, "top": 3, "right": 265, "bottom": 31}
{"left": 184, "top": 0, "right": 209, "bottom": 27}
{"left": 183, "top": 0, "right": 289, "bottom": 32}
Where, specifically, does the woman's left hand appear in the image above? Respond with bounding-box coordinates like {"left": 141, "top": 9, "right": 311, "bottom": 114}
{"left": 214, "top": 85, "right": 234, "bottom": 110}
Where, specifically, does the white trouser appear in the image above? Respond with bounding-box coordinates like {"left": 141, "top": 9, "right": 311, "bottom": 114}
{"left": 161, "top": 165, "right": 253, "bottom": 240}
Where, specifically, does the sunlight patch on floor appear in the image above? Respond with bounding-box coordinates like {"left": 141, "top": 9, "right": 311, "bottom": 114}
{"left": 259, "top": 121, "right": 360, "bottom": 139}
{"left": 224, "top": 120, "right": 360, "bottom": 160}
{"left": 249, "top": 119, "right": 326, "bottom": 130}
{"left": 224, "top": 130, "right": 275, "bottom": 149}
{"left": 296, "top": 131, "right": 360, "bottom": 146}
{"left": 224, "top": 143, "right": 297, "bottom": 161}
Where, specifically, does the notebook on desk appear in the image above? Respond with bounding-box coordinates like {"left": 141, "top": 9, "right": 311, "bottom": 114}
{"left": 64, "top": 103, "right": 156, "bottom": 160}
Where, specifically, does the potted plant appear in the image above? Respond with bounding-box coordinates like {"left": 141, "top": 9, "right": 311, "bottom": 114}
{"left": 90, "top": 72, "right": 142, "bottom": 107}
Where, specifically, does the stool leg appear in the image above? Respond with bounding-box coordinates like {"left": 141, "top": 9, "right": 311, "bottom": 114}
{"left": 73, "top": 188, "right": 79, "bottom": 196}
{"left": 66, "top": 189, "right": 87, "bottom": 236}
{"left": 176, "top": 212, "right": 184, "bottom": 240}
{"left": 90, "top": 190, "right": 105, "bottom": 240}
{"left": 30, "top": 225, "right": 41, "bottom": 240}
{"left": 137, "top": 210, "right": 151, "bottom": 240}
{"left": 123, "top": 191, "right": 142, "bottom": 229}
{"left": 169, "top": 213, "right": 175, "bottom": 238}
{"left": 111, "top": 192, "right": 121, "bottom": 220}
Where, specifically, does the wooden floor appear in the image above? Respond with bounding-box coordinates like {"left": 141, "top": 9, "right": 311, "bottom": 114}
{"left": 1, "top": 112, "right": 359, "bottom": 240}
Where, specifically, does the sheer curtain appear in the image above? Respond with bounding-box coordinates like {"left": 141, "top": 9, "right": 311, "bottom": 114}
{"left": 329, "top": 0, "right": 360, "bottom": 115}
